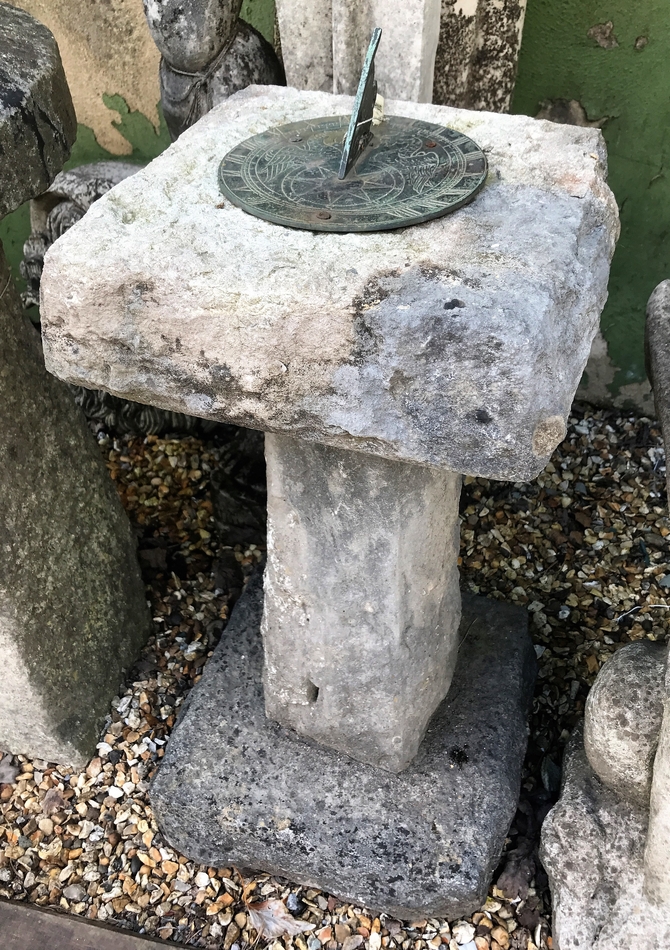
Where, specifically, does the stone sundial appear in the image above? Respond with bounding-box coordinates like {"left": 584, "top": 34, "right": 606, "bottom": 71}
{"left": 218, "top": 28, "right": 487, "bottom": 232}
{"left": 41, "top": 68, "right": 618, "bottom": 916}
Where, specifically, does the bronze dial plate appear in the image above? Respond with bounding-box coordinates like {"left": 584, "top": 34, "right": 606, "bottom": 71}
{"left": 218, "top": 114, "right": 488, "bottom": 233}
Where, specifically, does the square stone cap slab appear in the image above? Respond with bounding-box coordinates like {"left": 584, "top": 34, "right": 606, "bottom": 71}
{"left": 40, "top": 86, "right": 619, "bottom": 480}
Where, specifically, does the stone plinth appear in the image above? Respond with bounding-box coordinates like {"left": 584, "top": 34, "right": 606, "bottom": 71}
{"left": 40, "top": 84, "right": 619, "bottom": 484}
{"left": 263, "top": 434, "right": 462, "bottom": 772}
{"left": 151, "top": 571, "right": 536, "bottom": 919}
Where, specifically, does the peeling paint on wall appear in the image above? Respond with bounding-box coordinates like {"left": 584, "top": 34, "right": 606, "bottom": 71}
{"left": 0, "top": 0, "right": 275, "bottom": 292}
{"left": 0, "top": 95, "right": 170, "bottom": 294}
{"left": 577, "top": 330, "right": 653, "bottom": 412}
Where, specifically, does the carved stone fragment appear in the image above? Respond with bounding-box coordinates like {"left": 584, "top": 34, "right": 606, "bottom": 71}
{"left": 143, "top": 0, "right": 284, "bottom": 139}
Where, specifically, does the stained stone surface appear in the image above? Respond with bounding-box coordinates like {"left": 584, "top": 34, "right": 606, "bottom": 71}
{"left": 0, "top": 1, "right": 76, "bottom": 218}
{"left": 274, "top": 0, "right": 440, "bottom": 101}
{"left": 151, "top": 571, "right": 536, "bottom": 918}
{"left": 263, "top": 433, "right": 462, "bottom": 772}
{"left": 0, "top": 246, "right": 151, "bottom": 767}
{"left": 23, "top": 161, "right": 142, "bottom": 309}
{"left": 274, "top": 0, "right": 333, "bottom": 92}
{"left": 541, "top": 723, "right": 670, "bottom": 950}
{"left": 41, "top": 85, "right": 618, "bottom": 482}
{"left": 583, "top": 640, "right": 666, "bottom": 806}
{"left": 433, "top": 0, "right": 528, "bottom": 113}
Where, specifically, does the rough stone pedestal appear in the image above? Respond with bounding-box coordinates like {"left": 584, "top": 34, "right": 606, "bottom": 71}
{"left": 152, "top": 571, "right": 536, "bottom": 918}
{"left": 40, "top": 83, "right": 617, "bottom": 895}
{"left": 0, "top": 3, "right": 150, "bottom": 767}
{"left": 264, "top": 434, "right": 462, "bottom": 771}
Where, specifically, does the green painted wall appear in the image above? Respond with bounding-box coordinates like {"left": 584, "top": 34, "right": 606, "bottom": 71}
{"left": 513, "top": 0, "right": 670, "bottom": 396}
{"left": 241, "top": 0, "right": 275, "bottom": 44}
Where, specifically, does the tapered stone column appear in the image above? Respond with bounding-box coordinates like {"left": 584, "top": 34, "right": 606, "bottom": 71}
{"left": 263, "top": 434, "right": 461, "bottom": 772}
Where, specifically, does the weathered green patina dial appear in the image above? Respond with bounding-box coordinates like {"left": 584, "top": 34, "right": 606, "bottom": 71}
{"left": 218, "top": 29, "right": 488, "bottom": 233}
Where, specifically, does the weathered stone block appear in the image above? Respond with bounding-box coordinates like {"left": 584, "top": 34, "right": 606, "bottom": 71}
{"left": 263, "top": 433, "right": 461, "bottom": 772}
{"left": 0, "top": 247, "right": 151, "bottom": 767}
{"left": 275, "top": 0, "right": 440, "bottom": 100}
{"left": 433, "top": 0, "right": 528, "bottom": 113}
{"left": 541, "top": 723, "right": 670, "bottom": 950}
{"left": 275, "top": 0, "right": 332, "bottom": 92}
{"left": 584, "top": 640, "right": 666, "bottom": 806}
{"left": 41, "top": 85, "right": 618, "bottom": 482}
{"left": 151, "top": 571, "right": 536, "bottom": 918}
{"left": 0, "top": 2, "right": 76, "bottom": 218}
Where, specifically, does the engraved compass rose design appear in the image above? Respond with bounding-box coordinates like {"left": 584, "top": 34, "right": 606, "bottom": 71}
{"left": 218, "top": 29, "right": 488, "bottom": 233}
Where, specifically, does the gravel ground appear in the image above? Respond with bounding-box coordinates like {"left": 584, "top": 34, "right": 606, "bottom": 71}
{"left": 0, "top": 406, "right": 668, "bottom": 950}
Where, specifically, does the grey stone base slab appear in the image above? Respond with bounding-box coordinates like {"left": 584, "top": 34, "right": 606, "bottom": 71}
{"left": 541, "top": 723, "right": 670, "bottom": 950}
{"left": 151, "top": 572, "right": 535, "bottom": 918}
